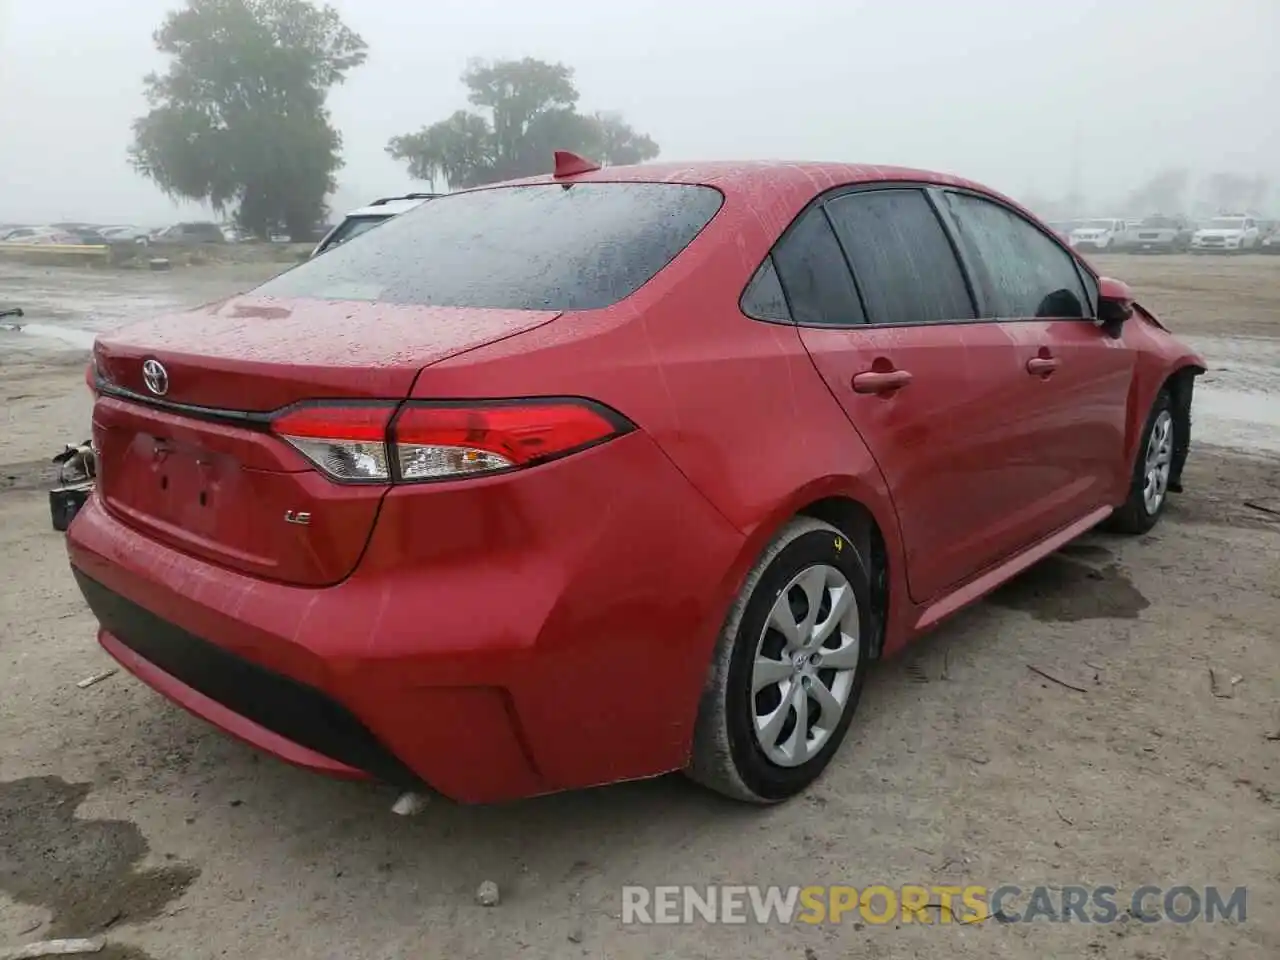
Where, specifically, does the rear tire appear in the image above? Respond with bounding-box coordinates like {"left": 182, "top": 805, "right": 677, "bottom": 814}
{"left": 686, "top": 518, "right": 871, "bottom": 803}
{"left": 1105, "top": 390, "right": 1175, "bottom": 535}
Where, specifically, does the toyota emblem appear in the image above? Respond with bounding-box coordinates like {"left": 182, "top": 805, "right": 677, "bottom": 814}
{"left": 142, "top": 358, "right": 169, "bottom": 396}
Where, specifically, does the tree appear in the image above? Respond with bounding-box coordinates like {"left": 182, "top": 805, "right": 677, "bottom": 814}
{"left": 130, "top": 0, "right": 367, "bottom": 239}
{"left": 1123, "top": 169, "right": 1190, "bottom": 217}
{"left": 387, "top": 58, "right": 659, "bottom": 189}
{"left": 1198, "top": 172, "right": 1269, "bottom": 214}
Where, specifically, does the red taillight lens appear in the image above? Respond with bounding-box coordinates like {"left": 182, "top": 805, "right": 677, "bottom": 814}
{"left": 392, "top": 401, "right": 628, "bottom": 481}
{"left": 272, "top": 403, "right": 395, "bottom": 482}
{"left": 270, "top": 399, "right": 629, "bottom": 483}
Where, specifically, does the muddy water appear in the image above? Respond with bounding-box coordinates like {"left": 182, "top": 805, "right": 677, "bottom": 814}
{"left": 0, "top": 261, "right": 286, "bottom": 335}
{"left": 1186, "top": 335, "right": 1280, "bottom": 454}
{"left": 2, "top": 262, "right": 1277, "bottom": 455}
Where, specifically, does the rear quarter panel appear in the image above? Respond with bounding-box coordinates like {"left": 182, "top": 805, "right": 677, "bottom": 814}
{"left": 416, "top": 180, "right": 912, "bottom": 667}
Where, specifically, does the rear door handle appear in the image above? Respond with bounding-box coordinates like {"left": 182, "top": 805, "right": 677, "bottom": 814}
{"left": 1026, "top": 357, "right": 1059, "bottom": 375}
{"left": 852, "top": 370, "right": 913, "bottom": 394}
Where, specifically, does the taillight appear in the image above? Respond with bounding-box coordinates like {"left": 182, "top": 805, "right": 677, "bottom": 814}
{"left": 272, "top": 403, "right": 396, "bottom": 482}
{"left": 271, "top": 399, "right": 630, "bottom": 484}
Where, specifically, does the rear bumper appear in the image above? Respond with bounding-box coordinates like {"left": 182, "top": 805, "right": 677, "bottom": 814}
{"left": 67, "top": 431, "right": 745, "bottom": 803}
{"left": 77, "top": 569, "right": 415, "bottom": 784}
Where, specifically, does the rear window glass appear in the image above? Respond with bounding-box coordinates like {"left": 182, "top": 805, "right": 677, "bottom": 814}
{"left": 256, "top": 183, "right": 724, "bottom": 311}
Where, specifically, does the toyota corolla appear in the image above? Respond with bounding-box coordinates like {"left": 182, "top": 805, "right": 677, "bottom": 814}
{"left": 68, "top": 156, "right": 1205, "bottom": 804}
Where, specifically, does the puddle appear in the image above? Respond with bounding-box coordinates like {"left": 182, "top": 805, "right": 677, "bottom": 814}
{"left": 987, "top": 557, "right": 1150, "bottom": 622}
{"left": 2, "top": 321, "right": 97, "bottom": 350}
{"left": 1184, "top": 335, "right": 1280, "bottom": 455}
{"left": 1193, "top": 387, "right": 1280, "bottom": 455}
{"left": 0, "top": 777, "right": 198, "bottom": 938}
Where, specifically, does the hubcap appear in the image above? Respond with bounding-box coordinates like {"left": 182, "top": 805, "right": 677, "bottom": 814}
{"left": 1143, "top": 410, "right": 1174, "bottom": 515}
{"left": 751, "top": 564, "right": 860, "bottom": 768}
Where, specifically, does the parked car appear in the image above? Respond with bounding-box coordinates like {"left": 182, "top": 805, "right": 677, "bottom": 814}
{"left": 1260, "top": 223, "right": 1280, "bottom": 254}
{"left": 1190, "top": 215, "right": 1261, "bottom": 253}
{"left": 100, "top": 226, "right": 152, "bottom": 245}
{"left": 0, "top": 226, "right": 82, "bottom": 245}
{"left": 1131, "top": 215, "right": 1194, "bottom": 253}
{"left": 311, "top": 193, "right": 440, "bottom": 257}
{"left": 152, "top": 222, "right": 227, "bottom": 244}
{"left": 71, "top": 159, "right": 1205, "bottom": 805}
{"left": 1068, "top": 218, "right": 1132, "bottom": 251}
{"left": 1044, "top": 220, "right": 1077, "bottom": 243}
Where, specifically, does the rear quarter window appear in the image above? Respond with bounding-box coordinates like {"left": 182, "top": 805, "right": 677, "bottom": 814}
{"left": 256, "top": 183, "right": 724, "bottom": 311}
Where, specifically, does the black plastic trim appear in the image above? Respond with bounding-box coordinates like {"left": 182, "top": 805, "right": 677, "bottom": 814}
{"left": 72, "top": 568, "right": 422, "bottom": 788}
{"left": 94, "top": 378, "right": 276, "bottom": 428}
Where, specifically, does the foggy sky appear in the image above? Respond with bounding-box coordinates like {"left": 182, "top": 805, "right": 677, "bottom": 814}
{"left": 1, "top": 0, "right": 1276, "bottom": 225}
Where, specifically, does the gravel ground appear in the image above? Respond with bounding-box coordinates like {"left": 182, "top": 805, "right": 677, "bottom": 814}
{"left": 1, "top": 254, "right": 1277, "bottom": 960}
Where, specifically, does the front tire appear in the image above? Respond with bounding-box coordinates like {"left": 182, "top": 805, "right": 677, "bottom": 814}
{"left": 686, "top": 518, "right": 871, "bottom": 803}
{"left": 1105, "top": 391, "right": 1175, "bottom": 534}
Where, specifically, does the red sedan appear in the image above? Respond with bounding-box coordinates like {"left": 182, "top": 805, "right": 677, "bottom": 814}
{"left": 68, "top": 157, "right": 1205, "bottom": 804}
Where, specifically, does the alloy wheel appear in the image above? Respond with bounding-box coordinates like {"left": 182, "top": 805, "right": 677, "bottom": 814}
{"left": 751, "top": 564, "right": 860, "bottom": 767}
{"left": 1143, "top": 409, "right": 1174, "bottom": 515}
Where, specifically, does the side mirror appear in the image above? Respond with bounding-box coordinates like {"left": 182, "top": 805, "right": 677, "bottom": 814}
{"left": 1097, "top": 276, "right": 1134, "bottom": 334}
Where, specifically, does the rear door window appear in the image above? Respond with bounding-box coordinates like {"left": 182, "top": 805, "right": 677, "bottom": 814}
{"left": 255, "top": 183, "right": 724, "bottom": 311}
{"left": 771, "top": 209, "right": 865, "bottom": 326}
{"left": 941, "top": 192, "right": 1091, "bottom": 319}
{"left": 823, "top": 189, "right": 974, "bottom": 325}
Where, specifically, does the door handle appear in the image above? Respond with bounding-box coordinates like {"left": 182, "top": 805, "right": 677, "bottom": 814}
{"left": 1026, "top": 356, "right": 1059, "bottom": 376}
{"left": 852, "top": 369, "right": 913, "bottom": 394}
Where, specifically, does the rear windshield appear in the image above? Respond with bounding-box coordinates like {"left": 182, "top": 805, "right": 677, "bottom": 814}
{"left": 257, "top": 182, "right": 724, "bottom": 311}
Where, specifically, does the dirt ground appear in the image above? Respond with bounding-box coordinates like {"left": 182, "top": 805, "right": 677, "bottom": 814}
{"left": 1, "top": 255, "right": 1277, "bottom": 959}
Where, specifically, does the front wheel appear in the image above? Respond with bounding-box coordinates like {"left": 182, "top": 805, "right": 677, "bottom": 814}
{"left": 1105, "top": 391, "right": 1175, "bottom": 534}
{"left": 686, "top": 518, "right": 871, "bottom": 803}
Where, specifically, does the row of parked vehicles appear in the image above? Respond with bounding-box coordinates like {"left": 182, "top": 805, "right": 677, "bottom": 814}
{"left": 1047, "top": 215, "right": 1279, "bottom": 254}
{"left": 0, "top": 221, "right": 237, "bottom": 247}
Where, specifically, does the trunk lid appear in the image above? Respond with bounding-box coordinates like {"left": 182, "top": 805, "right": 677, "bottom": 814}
{"left": 91, "top": 296, "right": 559, "bottom": 586}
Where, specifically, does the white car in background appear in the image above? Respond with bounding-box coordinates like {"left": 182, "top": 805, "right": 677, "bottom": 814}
{"left": 0, "top": 226, "right": 82, "bottom": 245}
{"left": 1068, "top": 218, "right": 1134, "bottom": 251}
{"left": 1190, "top": 215, "right": 1261, "bottom": 253}
{"left": 311, "top": 193, "right": 440, "bottom": 257}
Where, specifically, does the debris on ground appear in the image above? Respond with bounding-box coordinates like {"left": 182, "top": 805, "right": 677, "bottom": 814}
{"left": 74, "top": 669, "right": 116, "bottom": 689}
{"left": 49, "top": 441, "right": 95, "bottom": 533}
{"left": 476, "top": 880, "right": 501, "bottom": 907}
{"left": 390, "top": 792, "right": 429, "bottom": 816}
{"left": 1266, "top": 705, "right": 1280, "bottom": 742}
{"left": 1027, "top": 664, "right": 1089, "bottom": 693}
{"left": 0, "top": 938, "right": 105, "bottom": 960}
{"left": 1209, "top": 668, "right": 1239, "bottom": 699}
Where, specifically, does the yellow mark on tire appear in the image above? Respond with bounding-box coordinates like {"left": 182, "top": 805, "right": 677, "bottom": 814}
{"left": 834, "top": 537, "right": 843, "bottom": 552}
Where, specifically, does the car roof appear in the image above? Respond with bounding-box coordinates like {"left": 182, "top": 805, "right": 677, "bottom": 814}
{"left": 486, "top": 160, "right": 1007, "bottom": 203}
